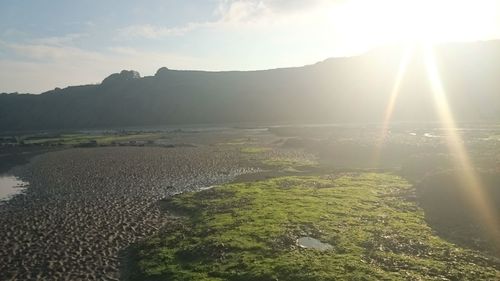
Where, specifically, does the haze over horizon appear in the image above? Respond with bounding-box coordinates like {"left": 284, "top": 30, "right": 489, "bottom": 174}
{"left": 1, "top": 0, "right": 500, "bottom": 94}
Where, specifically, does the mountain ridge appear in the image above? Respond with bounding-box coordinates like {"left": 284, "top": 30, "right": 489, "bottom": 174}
{"left": 1, "top": 40, "right": 500, "bottom": 131}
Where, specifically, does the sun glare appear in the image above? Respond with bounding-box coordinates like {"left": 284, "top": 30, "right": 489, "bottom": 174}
{"left": 333, "top": 0, "right": 499, "bottom": 48}
{"left": 423, "top": 45, "right": 500, "bottom": 245}
{"left": 370, "top": 35, "right": 500, "bottom": 244}
{"left": 372, "top": 46, "right": 414, "bottom": 165}
{"left": 374, "top": 40, "right": 500, "bottom": 244}
{"left": 380, "top": 46, "right": 414, "bottom": 138}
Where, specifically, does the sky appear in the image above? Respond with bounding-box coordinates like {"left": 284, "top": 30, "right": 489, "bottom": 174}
{"left": 1, "top": 0, "right": 499, "bottom": 93}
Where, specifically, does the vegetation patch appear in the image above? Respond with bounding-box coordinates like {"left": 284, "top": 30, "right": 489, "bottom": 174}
{"left": 133, "top": 173, "right": 499, "bottom": 281}
{"left": 262, "top": 157, "right": 318, "bottom": 169}
{"left": 221, "top": 138, "right": 257, "bottom": 146}
{"left": 240, "top": 147, "right": 272, "bottom": 154}
{"left": 14, "top": 132, "right": 165, "bottom": 146}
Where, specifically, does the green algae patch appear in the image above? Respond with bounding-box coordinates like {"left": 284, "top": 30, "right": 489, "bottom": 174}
{"left": 219, "top": 138, "right": 258, "bottom": 146}
{"left": 262, "top": 157, "right": 318, "bottom": 169}
{"left": 240, "top": 147, "right": 272, "bottom": 154}
{"left": 134, "top": 173, "right": 499, "bottom": 281}
{"left": 20, "top": 132, "right": 165, "bottom": 146}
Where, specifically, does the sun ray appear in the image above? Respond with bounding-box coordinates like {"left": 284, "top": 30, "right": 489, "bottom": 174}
{"left": 423, "top": 45, "right": 500, "bottom": 245}
{"left": 372, "top": 46, "right": 414, "bottom": 165}
{"left": 380, "top": 46, "right": 414, "bottom": 140}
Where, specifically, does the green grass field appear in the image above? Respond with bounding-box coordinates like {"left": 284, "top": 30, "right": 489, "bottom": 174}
{"left": 132, "top": 173, "right": 499, "bottom": 281}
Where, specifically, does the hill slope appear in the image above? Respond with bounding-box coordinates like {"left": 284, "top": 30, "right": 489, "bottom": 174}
{"left": 1, "top": 41, "right": 500, "bottom": 131}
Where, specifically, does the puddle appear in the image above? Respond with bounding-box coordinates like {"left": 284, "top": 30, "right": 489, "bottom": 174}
{"left": 297, "top": 237, "right": 333, "bottom": 251}
{"left": 199, "top": 185, "right": 216, "bottom": 191}
{"left": 0, "top": 175, "right": 27, "bottom": 202}
{"left": 424, "top": 133, "right": 440, "bottom": 138}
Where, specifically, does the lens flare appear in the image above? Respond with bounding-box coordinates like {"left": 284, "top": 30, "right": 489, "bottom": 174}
{"left": 373, "top": 43, "right": 499, "bottom": 247}
{"left": 372, "top": 46, "right": 414, "bottom": 164}
{"left": 380, "top": 46, "right": 414, "bottom": 140}
{"left": 423, "top": 45, "right": 500, "bottom": 244}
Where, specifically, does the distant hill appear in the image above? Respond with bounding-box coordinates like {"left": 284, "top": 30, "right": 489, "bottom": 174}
{"left": 1, "top": 41, "right": 500, "bottom": 131}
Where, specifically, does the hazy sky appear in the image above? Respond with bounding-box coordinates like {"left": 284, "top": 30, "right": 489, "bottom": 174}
{"left": 1, "top": 0, "right": 499, "bottom": 93}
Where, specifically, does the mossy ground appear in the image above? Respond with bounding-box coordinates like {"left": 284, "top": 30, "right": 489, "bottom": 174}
{"left": 261, "top": 157, "right": 318, "bottom": 169}
{"left": 133, "top": 173, "right": 499, "bottom": 281}
{"left": 239, "top": 146, "right": 318, "bottom": 171}
{"left": 20, "top": 132, "right": 164, "bottom": 146}
{"left": 240, "top": 147, "right": 272, "bottom": 154}
{"left": 220, "top": 138, "right": 258, "bottom": 146}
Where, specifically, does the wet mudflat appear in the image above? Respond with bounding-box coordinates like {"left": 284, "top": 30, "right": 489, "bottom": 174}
{"left": 0, "top": 146, "right": 257, "bottom": 280}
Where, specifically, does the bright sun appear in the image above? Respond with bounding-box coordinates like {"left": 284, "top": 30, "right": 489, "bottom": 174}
{"left": 332, "top": 0, "right": 499, "bottom": 47}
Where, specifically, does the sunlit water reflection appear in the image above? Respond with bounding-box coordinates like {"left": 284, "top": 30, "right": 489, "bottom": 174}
{"left": 297, "top": 237, "right": 333, "bottom": 251}
{"left": 0, "top": 175, "right": 27, "bottom": 202}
